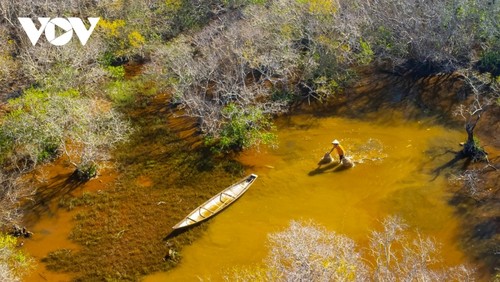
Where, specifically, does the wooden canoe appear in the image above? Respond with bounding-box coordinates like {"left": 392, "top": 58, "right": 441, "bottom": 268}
{"left": 172, "top": 174, "right": 258, "bottom": 230}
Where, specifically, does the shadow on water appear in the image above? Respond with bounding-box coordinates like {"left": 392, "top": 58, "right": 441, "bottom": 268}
{"left": 163, "top": 228, "right": 186, "bottom": 241}
{"left": 308, "top": 162, "right": 351, "bottom": 176}
{"left": 443, "top": 152, "right": 500, "bottom": 276}
{"left": 449, "top": 191, "right": 500, "bottom": 277}
{"left": 23, "top": 170, "right": 86, "bottom": 226}
{"left": 430, "top": 151, "right": 469, "bottom": 181}
{"left": 472, "top": 218, "right": 500, "bottom": 240}
{"left": 305, "top": 67, "right": 465, "bottom": 132}
{"left": 308, "top": 162, "right": 338, "bottom": 176}
{"left": 162, "top": 219, "right": 212, "bottom": 241}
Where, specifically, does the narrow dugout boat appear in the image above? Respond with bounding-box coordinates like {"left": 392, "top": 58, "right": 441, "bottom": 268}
{"left": 172, "top": 174, "right": 258, "bottom": 230}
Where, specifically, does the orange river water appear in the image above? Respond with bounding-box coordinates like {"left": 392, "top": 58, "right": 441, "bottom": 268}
{"left": 143, "top": 112, "right": 471, "bottom": 281}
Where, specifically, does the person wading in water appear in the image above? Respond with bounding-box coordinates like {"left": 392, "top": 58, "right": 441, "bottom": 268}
{"left": 331, "top": 139, "right": 345, "bottom": 162}
{"left": 317, "top": 139, "right": 346, "bottom": 169}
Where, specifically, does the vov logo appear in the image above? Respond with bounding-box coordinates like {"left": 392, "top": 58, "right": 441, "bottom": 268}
{"left": 18, "top": 17, "right": 100, "bottom": 46}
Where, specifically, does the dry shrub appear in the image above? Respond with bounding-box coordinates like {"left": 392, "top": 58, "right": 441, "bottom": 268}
{"left": 225, "top": 217, "right": 475, "bottom": 281}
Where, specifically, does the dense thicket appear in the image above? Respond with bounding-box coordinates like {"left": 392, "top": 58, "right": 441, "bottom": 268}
{"left": 0, "top": 0, "right": 251, "bottom": 96}
{"left": 148, "top": 0, "right": 499, "bottom": 151}
{"left": 1, "top": 0, "right": 499, "bottom": 152}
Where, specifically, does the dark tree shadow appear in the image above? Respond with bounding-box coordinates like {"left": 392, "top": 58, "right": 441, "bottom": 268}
{"left": 431, "top": 150, "right": 471, "bottom": 181}
{"left": 23, "top": 172, "right": 87, "bottom": 226}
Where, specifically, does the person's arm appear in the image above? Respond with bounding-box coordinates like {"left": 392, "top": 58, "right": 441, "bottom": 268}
{"left": 329, "top": 146, "right": 335, "bottom": 154}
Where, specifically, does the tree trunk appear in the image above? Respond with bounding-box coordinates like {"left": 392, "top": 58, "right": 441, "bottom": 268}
{"left": 464, "top": 122, "right": 475, "bottom": 155}
{"left": 463, "top": 118, "right": 486, "bottom": 161}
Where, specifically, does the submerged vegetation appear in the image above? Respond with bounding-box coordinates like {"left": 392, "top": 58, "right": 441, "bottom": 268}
{"left": 41, "top": 93, "right": 246, "bottom": 281}
{"left": 0, "top": 0, "right": 498, "bottom": 280}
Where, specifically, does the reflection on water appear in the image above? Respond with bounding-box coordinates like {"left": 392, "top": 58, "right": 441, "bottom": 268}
{"left": 144, "top": 112, "right": 470, "bottom": 281}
